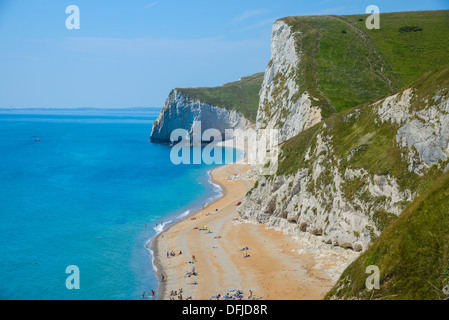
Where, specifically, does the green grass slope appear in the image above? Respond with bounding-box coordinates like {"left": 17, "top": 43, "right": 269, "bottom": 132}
{"left": 323, "top": 69, "right": 449, "bottom": 300}
{"left": 272, "top": 66, "right": 449, "bottom": 300}
{"left": 279, "top": 66, "right": 449, "bottom": 189}
{"left": 176, "top": 73, "right": 264, "bottom": 123}
{"left": 326, "top": 169, "right": 449, "bottom": 300}
{"left": 343, "top": 10, "right": 449, "bottom": 86}
{"left": 281, "top": 10, "right": 449, "bottom": 117}
{"left": 276, "top": 66, "right": 449, "bottom": 256}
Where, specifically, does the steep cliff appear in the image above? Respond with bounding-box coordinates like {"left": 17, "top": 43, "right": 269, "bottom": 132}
{"left": 327, "top": 164, "right": 449, "bottom": 300}
{"left": 325, "top": 67, "right": 449, "bottom": 300}
{"left": 241, "top": 10, "right": 449, "bottom": 251}
{"left": 149, "top": 10, "right": 449, "bottom": 298}
{"left": 241, "top": 11, "right": 449, "bottom": 300}
{"left": 256, "top": 20, "right": 322, "bottom": 144}
{"left": 241, "top": 66, "right": 449, "bottom": 253}
{"left": 255, "top": 11, "right": 449, "bottom": 143}
{"left": 150, "top": 89, "right": 248, "bottom": 142}
{"left": 256, "top": 16, "right": 400, "bottom": 143}
{"left": 150, "top": 73, "right": 263, "bottom": 142}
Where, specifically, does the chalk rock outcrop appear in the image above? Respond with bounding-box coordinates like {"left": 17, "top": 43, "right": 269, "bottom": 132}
{"left": 376, "top": 88, "right": 449, "bottom": 175}
{"left": 240, "top": 82, "right": 449, "bottom": 252}
{"left": 150, "top": 89, "right": 249, "bottom": 142}
{"left": 256, "top": 20, "right": 321, "bottom": 144}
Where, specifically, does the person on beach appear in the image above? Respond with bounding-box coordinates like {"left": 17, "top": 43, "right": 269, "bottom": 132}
{"left": 161, "top": 274, "right": 165, "bottom": 282}
{"left": 142, "top": 292, "right": 145, "bottom": 299}
{"left": 151, "top": 290, "right": 155, "bottom": 299}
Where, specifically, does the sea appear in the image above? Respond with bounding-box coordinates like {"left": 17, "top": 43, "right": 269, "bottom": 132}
{"left": 0, "top": 108, "right": 240, "bottom": 300}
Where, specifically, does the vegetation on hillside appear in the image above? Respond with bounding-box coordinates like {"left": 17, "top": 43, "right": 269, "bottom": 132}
{"left": 177, "top": 73, "right": 264, "bottom": 123}
{"left": 343, "top": 10, "right": 449, "bottom": 86}
{"left": 326, "top": 168, "right": 449, "bottom": 300}
{"left": 278, "top": 66, "right": 449, "bottom": 201}
{"left": 281, "top": 15, "right": 400, "bottom": 117}
{"left": 280, "top": 10, "right": 449, "bottom": 117}
{"left": 268, "top": 11, "right": 449, "bottom": 300}
{"left": 273, "top": 65, "right": 449, "bottom": 300}
{"left": 321, "top": 67, "right": 449, "bottom": 301}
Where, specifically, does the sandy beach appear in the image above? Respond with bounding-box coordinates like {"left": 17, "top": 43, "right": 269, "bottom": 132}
{"left": 149, "top": 162, "right": 357, "bottom": 300}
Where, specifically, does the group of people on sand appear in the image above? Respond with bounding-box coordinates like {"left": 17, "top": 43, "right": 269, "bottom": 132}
{"left": 185, "top": 266, "right": 197, "bottom": 278}
{"left": 169, "top": 288, "right": 191, "bottom": 300}
{"left": 205, "top": 209, "right": 219, "bottom": 216}
{"left": 167, "top": 257, "right": 198, "bottom": 299}
{"left": 166, "top": 250, "right": 182, "bottom": 258}
{"left": 210, "top": 289, "right": 261, "bottom": 300}
{"left": 195, "top": 225, "right": 215, "bottom": 235}
{"left": 240, "top": 246, "right": 251, "bottom": 258}
{"left": 168, "top": 256, "right": 198, "bottom": 300}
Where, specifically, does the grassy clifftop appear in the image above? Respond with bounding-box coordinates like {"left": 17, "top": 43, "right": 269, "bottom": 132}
{"left": 281, "top": 10, "right": 449, "bottom": 117}
{"left": 345, "top": 10, "right": 449, "bottom": 85}
{"left": 176, "top": 72, "right": 264, "bottom": 123}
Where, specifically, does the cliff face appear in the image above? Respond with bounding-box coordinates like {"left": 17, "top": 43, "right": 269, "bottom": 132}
{"left": 150, "top": 13, "right": 449, "bottom": 259}
{"left": 240, "top": 71, "right": 449, "bottom": 252}
{"left": 150, "top": 89, "right": 249, "bottom": 142}
{"left": 256, "top": 20, "right": 321, "bottom": 144}
{"left": 239, "top": 15, "right": 449, "bottom": 254}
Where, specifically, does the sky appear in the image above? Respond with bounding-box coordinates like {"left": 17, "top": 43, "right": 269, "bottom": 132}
{"left": 0, "top": 0, "right": 448, "bottom": 108}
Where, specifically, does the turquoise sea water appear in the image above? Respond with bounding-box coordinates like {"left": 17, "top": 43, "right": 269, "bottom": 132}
{"left": 0, "top": 109, "right": 236, "bottom": 300}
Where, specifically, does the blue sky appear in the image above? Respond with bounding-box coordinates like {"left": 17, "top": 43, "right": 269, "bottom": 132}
{"left": 0, "top": 0, "right": 448, "bottom": 108}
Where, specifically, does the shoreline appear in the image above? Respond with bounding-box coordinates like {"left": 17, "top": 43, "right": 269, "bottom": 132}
{"left": 147, "top": 142, "right": 245, "bottom": 299}
{"left": 149, "top": 143, "right": 358, "bottom": 300}
{"left": 148, "top": 164, "right": 229, "bottom": 300}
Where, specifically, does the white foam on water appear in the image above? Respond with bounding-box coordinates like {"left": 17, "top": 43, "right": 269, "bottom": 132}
{"left": 177, "top": 210, "right": 191, "bottom": 219}
{"left": 153, "top": 221, "right": 171, "bottom": 235}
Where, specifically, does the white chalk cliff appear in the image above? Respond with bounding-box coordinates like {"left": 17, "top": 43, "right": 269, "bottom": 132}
{"left": 150, "top": 89, "right": 250, "bottom": 142}
{"left": 256, "top": 20, "right": 322, "bottom": 144}
{"left": 240, "top": 83, "right": 449, "bottom": 253}
{"left": 149, "top": 17, "right": 449, "bottom": 256}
